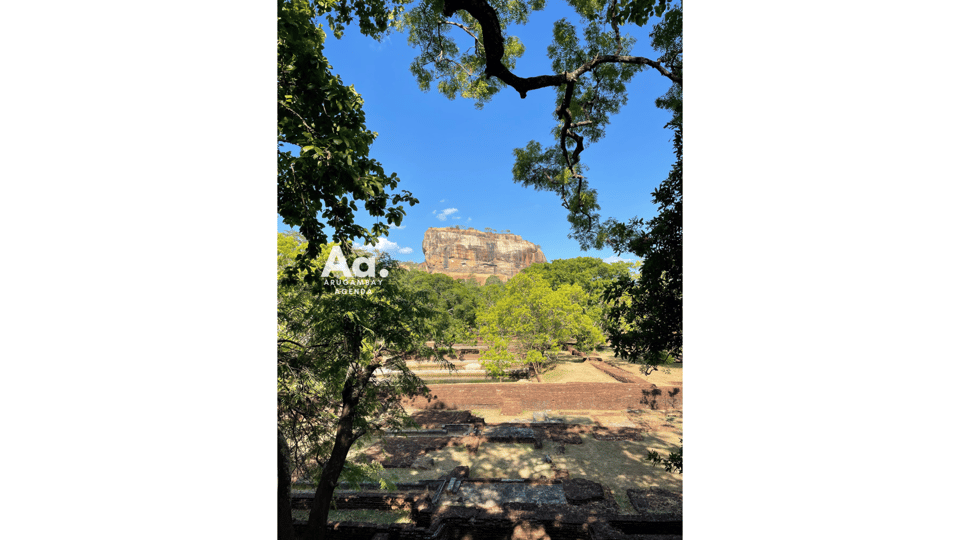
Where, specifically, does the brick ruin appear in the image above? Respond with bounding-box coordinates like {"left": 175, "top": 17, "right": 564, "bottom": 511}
{"left": 291, "top": 466, "right": 682, "bottom": 540}
{"left": 290, "top": 388, "right": 683, "bottom": 540}
{"left": 404, "top": 382, "right": 683, "bottom": 415}
{"left": 289, "top": 356, "right": 682, "bottom": 538}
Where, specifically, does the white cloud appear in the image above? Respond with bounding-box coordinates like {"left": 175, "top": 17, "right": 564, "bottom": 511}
{"left": 364, "top": 237, "right": 413, "bottom": 255}
{"left": 439, "top": 199, "right": 445, "bottom": 203}
{"left": 368, "top": 35, "right": 393, "bottom": 52}
{"left": 453, "top": 216, "right": 461, "bottom": 220}
{"left": 467, "top": 217, "right": 472, "bottom": 222}
{"left": 603, "top": 255, "right": 635, "bottom": 264}
{"left": 393, "top": 224, "right": 406, "bottom": 230}
{"left": 436, "top": 208, "right": 458, "bottom": 221}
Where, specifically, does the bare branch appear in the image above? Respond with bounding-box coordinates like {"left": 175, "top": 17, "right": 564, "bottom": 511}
{"left": 439, "top": 57, "right": 474, "bottom": 78}
{"left": 440, "top": 20, "right": 481, "bottom": 54}
{"left": 608, "top": 0, "right": 623, "bottom": 55}
{"left": 278, "top": 338, "right": 308, "bottom": 350}
{"left": 278, "top": 338, "right": 334, "bottom": 352}
{"left": 278, "top": 100, "right": 319, "bottom": 138}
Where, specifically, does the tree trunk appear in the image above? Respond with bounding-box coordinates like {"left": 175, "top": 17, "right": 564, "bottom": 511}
{"left": 530, "top": 362, "right": 543, "bottom": 383}
{"left": 304, "top": 328, "right": 373, "bottom": 540}
{"left": 278, "top": 429, "right": 294, "bottom": 540}
{"left": 305, "top": 403, "right": 358, "bottom": 540}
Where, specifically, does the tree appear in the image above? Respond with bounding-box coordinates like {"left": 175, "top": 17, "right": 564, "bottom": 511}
{"left": 521, "top": 257, "right": 631, "bottom": 301}
{"left": 600, "top": 7, "right": 681, "bottom": 367}
{"left": 278, "top": 232, "right": 458, "bottom": 540}
{"left": 477, "top": 336, "right": 515, "bottom": 382}
{"left": 519, "top": 257, "right": 630, "bottom": 348}
{"left": 398, "top": 0, "right": 683, "bottom": 367}
{"left": 394, "top": 269, "right": 482, "bottom": 333}
{"left": 275, "top": 1, "right": 438, "bottom": 534}
{"left": 278, "top": 0, "right": 419, "bottom": 273}
{"left": 477, "top": 273, "right": 602, "bottom": 381}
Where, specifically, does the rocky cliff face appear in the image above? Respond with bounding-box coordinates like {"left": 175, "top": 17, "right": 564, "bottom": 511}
{"left": 421, "top": 228, "right": 546, "bottom": 283}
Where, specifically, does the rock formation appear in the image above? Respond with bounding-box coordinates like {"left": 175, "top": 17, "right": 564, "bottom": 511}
{"left": 421, "top": 227, "right": 546, "bottom": 283}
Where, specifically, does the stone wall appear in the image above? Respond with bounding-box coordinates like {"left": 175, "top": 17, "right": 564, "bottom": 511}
{"left": 292, "top": 504, "right": 681, "bottom": 540}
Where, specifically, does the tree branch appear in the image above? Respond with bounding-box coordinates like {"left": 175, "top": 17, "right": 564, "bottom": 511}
{"left": 441, "top": 0, "right": 680, "bottom": 99}
{"left": 577, "top": 55, "right": 679, "bottom": 85}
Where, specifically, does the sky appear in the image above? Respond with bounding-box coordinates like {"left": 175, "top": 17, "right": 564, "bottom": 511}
{"left": 278, "top": 3, "right": 675, "bottom": 265}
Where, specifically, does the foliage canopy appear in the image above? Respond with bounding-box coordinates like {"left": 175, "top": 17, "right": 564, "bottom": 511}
{"left": 278, "top": 0, "right": 418, "bottom": 271}
{"left": 277, "top": 231, "right": 459, "bottom": 538}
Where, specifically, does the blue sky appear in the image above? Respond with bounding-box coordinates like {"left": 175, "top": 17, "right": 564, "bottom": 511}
{"left": 278, "top": 3, "right": 675, "bottom": 264}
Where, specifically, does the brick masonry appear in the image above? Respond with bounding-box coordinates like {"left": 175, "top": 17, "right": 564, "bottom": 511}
{"left": 404, "top": 382, "right": 683, "bottom": 413}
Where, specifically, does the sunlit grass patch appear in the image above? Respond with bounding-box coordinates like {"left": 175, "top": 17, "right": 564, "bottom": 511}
{"left": 542, "top": 361, "right": 621, "bottom": 384}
